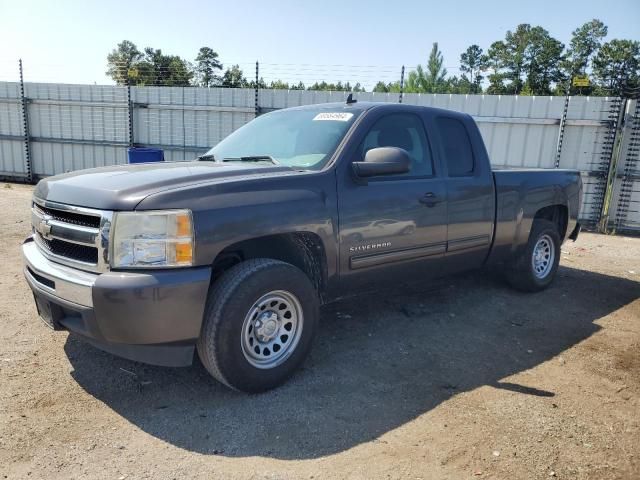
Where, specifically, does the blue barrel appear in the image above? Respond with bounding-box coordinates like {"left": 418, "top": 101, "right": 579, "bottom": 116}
{"left": 127, "top": 147, "right": 164, "bottom": 164}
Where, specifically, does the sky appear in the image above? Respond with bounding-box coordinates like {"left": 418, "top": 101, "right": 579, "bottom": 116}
{"left": 0, "top": 0, "right": 638, "bottom": 88}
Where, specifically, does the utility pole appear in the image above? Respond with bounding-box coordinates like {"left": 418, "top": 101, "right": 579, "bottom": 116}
{"left": 18, "top": 59, "right": 32, "bottom": 183}
{"left": 399, "top": 65, "right": 405, "bottom": 104}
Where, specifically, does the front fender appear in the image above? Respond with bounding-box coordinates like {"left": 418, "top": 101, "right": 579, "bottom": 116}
{"left": 135, "top": 171, "right": 339, "bottom": 278}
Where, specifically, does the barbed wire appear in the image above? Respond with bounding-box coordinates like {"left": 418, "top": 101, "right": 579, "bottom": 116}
{"left": 0, "top": 59, "right": 469, "bottom": 91}
{"left": 0, "top": 59, "right": 636, "bottom": 99}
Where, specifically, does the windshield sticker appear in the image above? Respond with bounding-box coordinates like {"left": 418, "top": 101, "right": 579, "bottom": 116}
{"left": 313, "top": 112, "right": 354, "bottom": 122}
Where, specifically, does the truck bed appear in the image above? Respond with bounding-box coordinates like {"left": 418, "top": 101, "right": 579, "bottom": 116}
{"left": 488, "top": 169, "right": 582, "bottom": 265}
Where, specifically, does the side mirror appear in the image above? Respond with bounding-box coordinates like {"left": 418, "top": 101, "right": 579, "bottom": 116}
{"left": 352, "top": 147, "right": 410, "bottom": 178}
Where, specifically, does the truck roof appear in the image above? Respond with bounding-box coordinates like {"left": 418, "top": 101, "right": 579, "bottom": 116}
{"left": 283, "top": 101, "right": 472, "bottom": 120}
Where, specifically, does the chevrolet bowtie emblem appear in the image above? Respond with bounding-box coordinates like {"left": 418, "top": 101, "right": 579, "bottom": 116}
{"left": 36, "top": 217, "right": 53, "bottom": 239}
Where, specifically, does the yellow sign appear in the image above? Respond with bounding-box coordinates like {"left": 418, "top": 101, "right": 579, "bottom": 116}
{"left": 573, "top": 75, "right": 590, "bottom": 87}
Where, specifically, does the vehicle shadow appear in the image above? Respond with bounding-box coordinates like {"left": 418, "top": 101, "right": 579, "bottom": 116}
{"left": 64, "top": 265, "right": 639, "bottom": 459}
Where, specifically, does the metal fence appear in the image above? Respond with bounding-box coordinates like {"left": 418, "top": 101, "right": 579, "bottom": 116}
{"left": 0, "top": 77, "right": 638, "bottom": 234}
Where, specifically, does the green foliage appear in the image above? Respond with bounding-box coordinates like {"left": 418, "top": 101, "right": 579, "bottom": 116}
{"left": 306, "top": 81, "right": 365, "bottom": 92}
{"left": 195, "top": 47, "right": 223, "bottom": 87}
{"left": 485, "top": 25, "right": 565, "bottom": 95}
{"left": 593, "top": 39, "right": 640, "bottom": 95}
{"left": 106, "top": 21, "right": 640, "bottom": 97}
{"left": 269, "top": 79, "right": 290, "bottom": 89}
{"left": 106, "top": 40, "right": 142, "bottom": 85}
{"left": 222, "top": 65, "right": 249, "bottom": 88}
{"left": 372, "top": 81, "right": 401, "bottom": 93}
{"left": 426, "top": 42, "right": 448, "bottom": 92}
{"left": 402, "top": 43, "right": 449, "bottom": 94}
{"left": 460, "top": 45, "right": 487, "bottom": 94}
{"left": 107, "top": 41, "right": 193, "bottom": 86}
{"left": 524, "top": 27, "right": 565, "bottom": 95}
{"left": 564, "top": 19, "right": 608, "bottom": 78}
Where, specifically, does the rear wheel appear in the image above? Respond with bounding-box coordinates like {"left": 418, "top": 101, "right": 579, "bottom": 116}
{"left": 197, "top": 258, "right": 318, "bottom": 393}
{"left": 505, "top": 219, "right": 561, "bottom": 292}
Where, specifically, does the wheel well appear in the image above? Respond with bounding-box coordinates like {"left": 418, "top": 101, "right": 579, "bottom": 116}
{"left": 211, "top": 233, "right": 328, "bottom": 299}
{"left": 534, "top": 205, "right": 568, "bottom": 238}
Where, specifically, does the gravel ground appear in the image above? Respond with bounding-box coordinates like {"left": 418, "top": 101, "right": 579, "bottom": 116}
{"left": 0, "top": 182, "right": 639, "bottom": 480}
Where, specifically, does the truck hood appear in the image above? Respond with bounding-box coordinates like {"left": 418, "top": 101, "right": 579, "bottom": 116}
{"left": 33, "top": 161, "right": 296, "bottom": 210}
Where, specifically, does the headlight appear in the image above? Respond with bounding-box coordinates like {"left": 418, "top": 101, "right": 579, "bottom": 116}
{"left": 111, "top": 210, "right": 194, "bottom": 268}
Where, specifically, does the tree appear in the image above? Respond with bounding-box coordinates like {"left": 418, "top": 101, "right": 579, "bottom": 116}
{"left": 372, "top": 81, "right": 401, "bottom": 93}
{"left": 564, "top": 19, "right": 608, "bottom": 79}
{"left": 486, "top": 41, "right": 510, "bottom": 94}
{"left": 425, "top": 42, "right": 448, "bottom": 92}
{"left": 524, "top": 27, "right": 565, "bottom": 95}
{"left": 447, "top": 75, "right": 474, "bottom": 94}
{"left": 400, "top": 44, "right": 448, "bottom": 94}
{"left": 106, "top": 40, "right": 142, "bottom": 85}
{"left": 222, "top": 65, "right": 248, "bottom": 88}
{"left": 269, "top": 79, "right": 290, "bottom": 89}
{"left": 306, "top": 81, "right": 365, "bottom": 92}
{"left": 486, "top": 24, "right": 564, "bottom": 95}
{"left": 404, "top": 65, "right": 426, "bottom": 93}
{"left": 194, "top": 47, "right": 223, "bottom": 87}
{"left": 106, "top": 41, "right": 194, "bottom": 86}
{"left": 593, "top": 39, "right": 640, "bottom": 95}
{"left": 460, "top": 45, "right": 487, "bottom": 93}
{"left": 165, "top": 56, "right": 194, "bottom": 86}
{"left": 248, "top": 77, "right": 267, "bottom": 89}
{"left": 372, "top": 81, "right": 389, "bottom": 93}
{"left": 134, "top": 48, "right": 193, "bottom": 86}
{"left": 486, "top": 24, "right": 536, "bottom": 94}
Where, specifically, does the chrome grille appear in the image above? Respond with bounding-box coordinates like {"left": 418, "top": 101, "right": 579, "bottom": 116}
{"left": 37, "top": 237, "right": 99, "bottom": 264}
{"left": 31, "top": 198, "right": 112, "bottom": 273}
{"left": 33, "top": 204, "right": 101, "bottom": 229}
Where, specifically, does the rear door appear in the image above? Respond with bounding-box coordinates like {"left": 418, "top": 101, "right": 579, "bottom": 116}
{"left": 431, "top": 114, "right": 495, "bottom": 273}
{"left": 337, "top": 108, "right": 447, "bottom": 289}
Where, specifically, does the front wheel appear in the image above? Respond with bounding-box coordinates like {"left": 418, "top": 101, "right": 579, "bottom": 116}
{"left": 505, "top": 219, "right": 561, "bottom": 292}
{"left": 197, "top": 258, "right": 318, "bottom": 393}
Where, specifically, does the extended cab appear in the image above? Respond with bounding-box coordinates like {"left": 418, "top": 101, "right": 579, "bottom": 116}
{"left": 23, "top": 101, "right": 582, "bottom": 392}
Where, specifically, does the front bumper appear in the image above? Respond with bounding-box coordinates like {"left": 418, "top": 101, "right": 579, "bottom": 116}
{"left": 22, "top": 237, "right": 211, "bottom": 366}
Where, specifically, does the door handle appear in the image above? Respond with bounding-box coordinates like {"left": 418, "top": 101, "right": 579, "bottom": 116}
{"left": 419, "top": 192, "right": 440, "bottom": 207}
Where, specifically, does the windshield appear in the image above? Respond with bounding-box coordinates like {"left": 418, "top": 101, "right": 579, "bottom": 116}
{"left": 202, "top": 107, "right": 362, "bottom": 170}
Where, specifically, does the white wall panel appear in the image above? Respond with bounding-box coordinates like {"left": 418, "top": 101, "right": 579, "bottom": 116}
{"left": 0, "top": 81, "right": 628, "bottom": 230}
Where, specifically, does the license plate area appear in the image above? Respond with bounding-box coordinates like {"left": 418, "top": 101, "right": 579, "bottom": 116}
{"left": 34, "top": 294, "right": 63, "bottom": 330}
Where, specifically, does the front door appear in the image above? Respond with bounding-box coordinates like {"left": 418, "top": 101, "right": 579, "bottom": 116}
{"left": 337, "top": 110, "right": 447, "bottom": 289}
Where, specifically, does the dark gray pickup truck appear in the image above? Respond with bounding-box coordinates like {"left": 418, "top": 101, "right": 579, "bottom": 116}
{"left": 23, "top": 101, "right": 582, "bottom": 392}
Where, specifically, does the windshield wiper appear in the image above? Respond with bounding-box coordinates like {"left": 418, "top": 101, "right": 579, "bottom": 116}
{"left": 222, "top": 155, "right": 279, "bottom": 165}
{"left": 198, "top": 154, "right": 217, "bottom": 161}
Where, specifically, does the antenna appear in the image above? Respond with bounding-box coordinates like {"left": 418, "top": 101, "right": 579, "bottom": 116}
{"left": 346, "top": 93, "right": 357, "bottom": 104}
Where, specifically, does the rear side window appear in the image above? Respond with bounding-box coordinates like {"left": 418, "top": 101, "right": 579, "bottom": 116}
{"left": 435, "top": 117, "right": 474, "bottom": 176}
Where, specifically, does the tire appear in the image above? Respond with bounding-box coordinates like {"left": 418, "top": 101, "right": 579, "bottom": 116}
{"left": 196, "top": 258, "right": 318, "bottom": 393}
{"left": 505, "top": 219, "right": 561, "bottom": 292}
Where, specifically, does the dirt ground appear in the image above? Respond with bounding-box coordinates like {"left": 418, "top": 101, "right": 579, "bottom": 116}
{"left": 0, "top": 182, "right": 638, "bottom": 480}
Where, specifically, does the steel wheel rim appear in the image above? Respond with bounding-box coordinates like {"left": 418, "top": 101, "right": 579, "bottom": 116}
{"left": 241, "top": 290, "right": 304, "bottom": 369}
{"left": 532, "top": 234, "right": 555, "bottom": 279}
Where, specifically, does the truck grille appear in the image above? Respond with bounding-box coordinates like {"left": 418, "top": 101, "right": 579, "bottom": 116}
{"left": 31, "top": 199, "right": 111, "bottom": 273}
{"left": 37, "top": 237, "right": 99, "bottom": 264}
{"left": 34, "top": 204, "right": 101, "bottom": 229}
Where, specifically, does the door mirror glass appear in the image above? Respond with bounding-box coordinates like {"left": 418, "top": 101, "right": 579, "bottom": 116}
{"left": 352, "top": 147, "right": 410, "bottom": 178}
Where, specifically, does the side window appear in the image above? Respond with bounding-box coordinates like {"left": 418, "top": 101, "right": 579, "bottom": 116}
{"left": 434, "top": 117, "right": 474, "bottom": 176}
{"left": 359, "top": 113, "right": 433, "bottom": 178}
